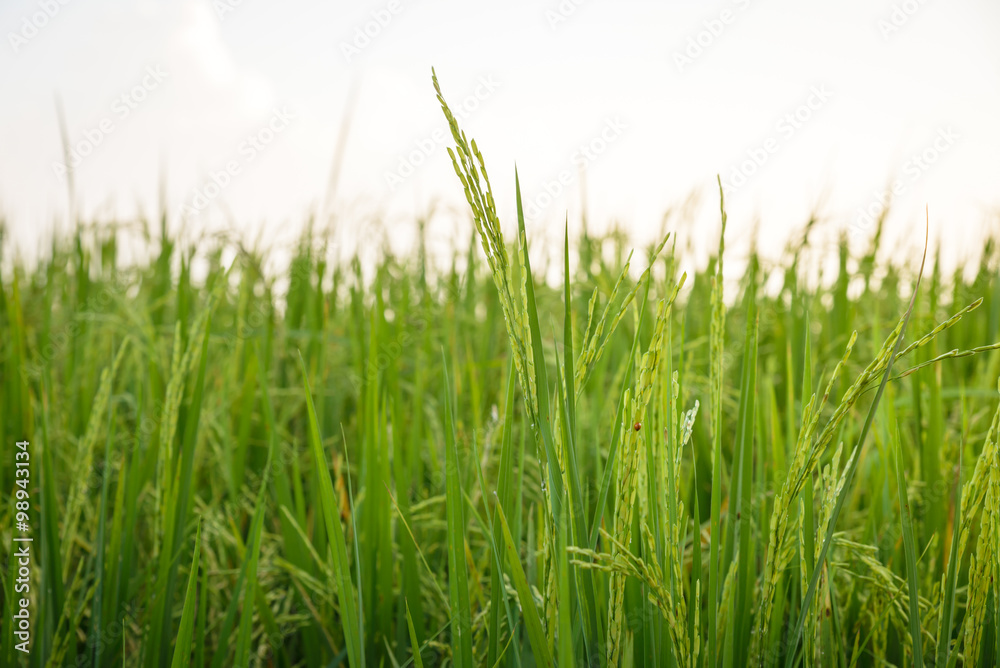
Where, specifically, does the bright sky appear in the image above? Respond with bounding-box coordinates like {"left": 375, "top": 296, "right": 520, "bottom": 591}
{"left": 1, "top": 0, "right": 998, "bottom": 274}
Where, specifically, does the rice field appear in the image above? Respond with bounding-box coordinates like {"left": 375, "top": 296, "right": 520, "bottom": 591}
{"left": 3, "top": 74, "right": 1000, "bottom": 667}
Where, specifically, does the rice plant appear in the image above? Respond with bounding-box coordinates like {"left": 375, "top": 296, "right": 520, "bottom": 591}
{"left": 1, "top": 71, "right": 1000, "bottom": 667}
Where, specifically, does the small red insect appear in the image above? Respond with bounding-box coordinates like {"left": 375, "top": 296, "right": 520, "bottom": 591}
{"left": 633, "top": 422, "right": 642, "bottom": 432}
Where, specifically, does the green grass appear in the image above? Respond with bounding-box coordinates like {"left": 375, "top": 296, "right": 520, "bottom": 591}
{"left": 3, "top": 73, "right": 1000, "bottom": 666}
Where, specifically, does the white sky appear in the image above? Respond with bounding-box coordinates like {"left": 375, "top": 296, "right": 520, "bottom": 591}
{"left": 1, "top": 0, "right": 998, "bottom": 275}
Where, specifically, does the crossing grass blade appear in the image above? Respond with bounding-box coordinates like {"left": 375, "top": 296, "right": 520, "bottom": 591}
{"left": 689, "top": 427, "right": 704, "bottom": 668}
{"left": 936, "top": 446, "right": 963, "bottom": 668}
{"left": 195, "top": 552, "right": 209, "bottom": 668}
{"left": 557, "top": 500, "right": 575, "bottom": 667}
{"left": 149, "top": 302, "right": 214, "bottom": 667}
{"left": 707, "top": 176, "right": 727, "bottom": 668}
{"left": 563, "top": 218, "right": 577, "bottom": 435}
{"left": 513, "top": 170, "right": 564, "bottom": 521}
{"left": 494, "top": 491, "right": 555, "bottom": 668}
{"left": 785, "top": 215, "right": 929, "bottom": 668}
{"left": 90, "top": 385, "right": 115, "bottom": 668}
{"left": 893, "top": 425, "right": 923, "bottom": 668}
{"left": 557, "top": 218, "right": 602, "bottom": 663}
{"left": 730, "top": 271, "right": 759, "bottom": 667}
{"left": 299, "top": 352, "right": 365, "bottom": 668}
{"left": 233, "top": 394, "right": 277, "bottom": 667}
{"left": 391, "top": 348, "right": 424, "bottom": 659}
{"left": 405, "top": 601, "right": 426, "bottom": 668}
{"left": 467, "top": 374, "right": 520, "bottom": 668}
{"left": 488, "top": 363, "right": 521, "bottom": 668}
{"left": 169, "top": 521, "right": 202, "bottom": 668}
{"left": 442, "top": 353, "right": 474, "bottom": 668}
{"left": 37, "top": 376, "right": 65, "bottom": 659}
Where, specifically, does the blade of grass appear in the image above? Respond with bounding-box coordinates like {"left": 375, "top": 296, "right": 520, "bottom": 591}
{"left": 558, "top": 500, "right": 575, "bottom": 667}
{"left": 405, "top": 601, "right": 425, "bottom": 668}
{"left": 488, "top": 363, "right": 522, "bottom": 668}
{"left": 732, "top": 278, "right": 759, "bottom": 667}
{"left": 708, "top": 176, "right": 728, "bottom": 668}
{"left": 494, "top": 491, "right": 555, "bottom": 668}
{"left": 169, "top": 522, "right": 202, "bottom": 668}
{"left": 935, "top": 446, "right": 963, "bottom": 668}
{"left": 785, "top": 212, "right": 929, "bottom": 668}
{"left": 514, "top": 170, "right": 564, "bottom": 523}
{"left": 893, "top": 424, "right": 923, "bottom": 668}
{"left": 91, "top": 384, "right": 116, "bottom": 668}
{"left": 299, "top": 352, "right": 365, "bottom": 668}
{"left": 442, "top": 353, "right": 474, "bottom": 668}
{"left": 234, "top": 411, "right": 277, "bottom": 666}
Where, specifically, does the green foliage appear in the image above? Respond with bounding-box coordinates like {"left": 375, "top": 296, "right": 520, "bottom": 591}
{"left": 2, "top": 76, "right": 1000, "bottom": 668}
